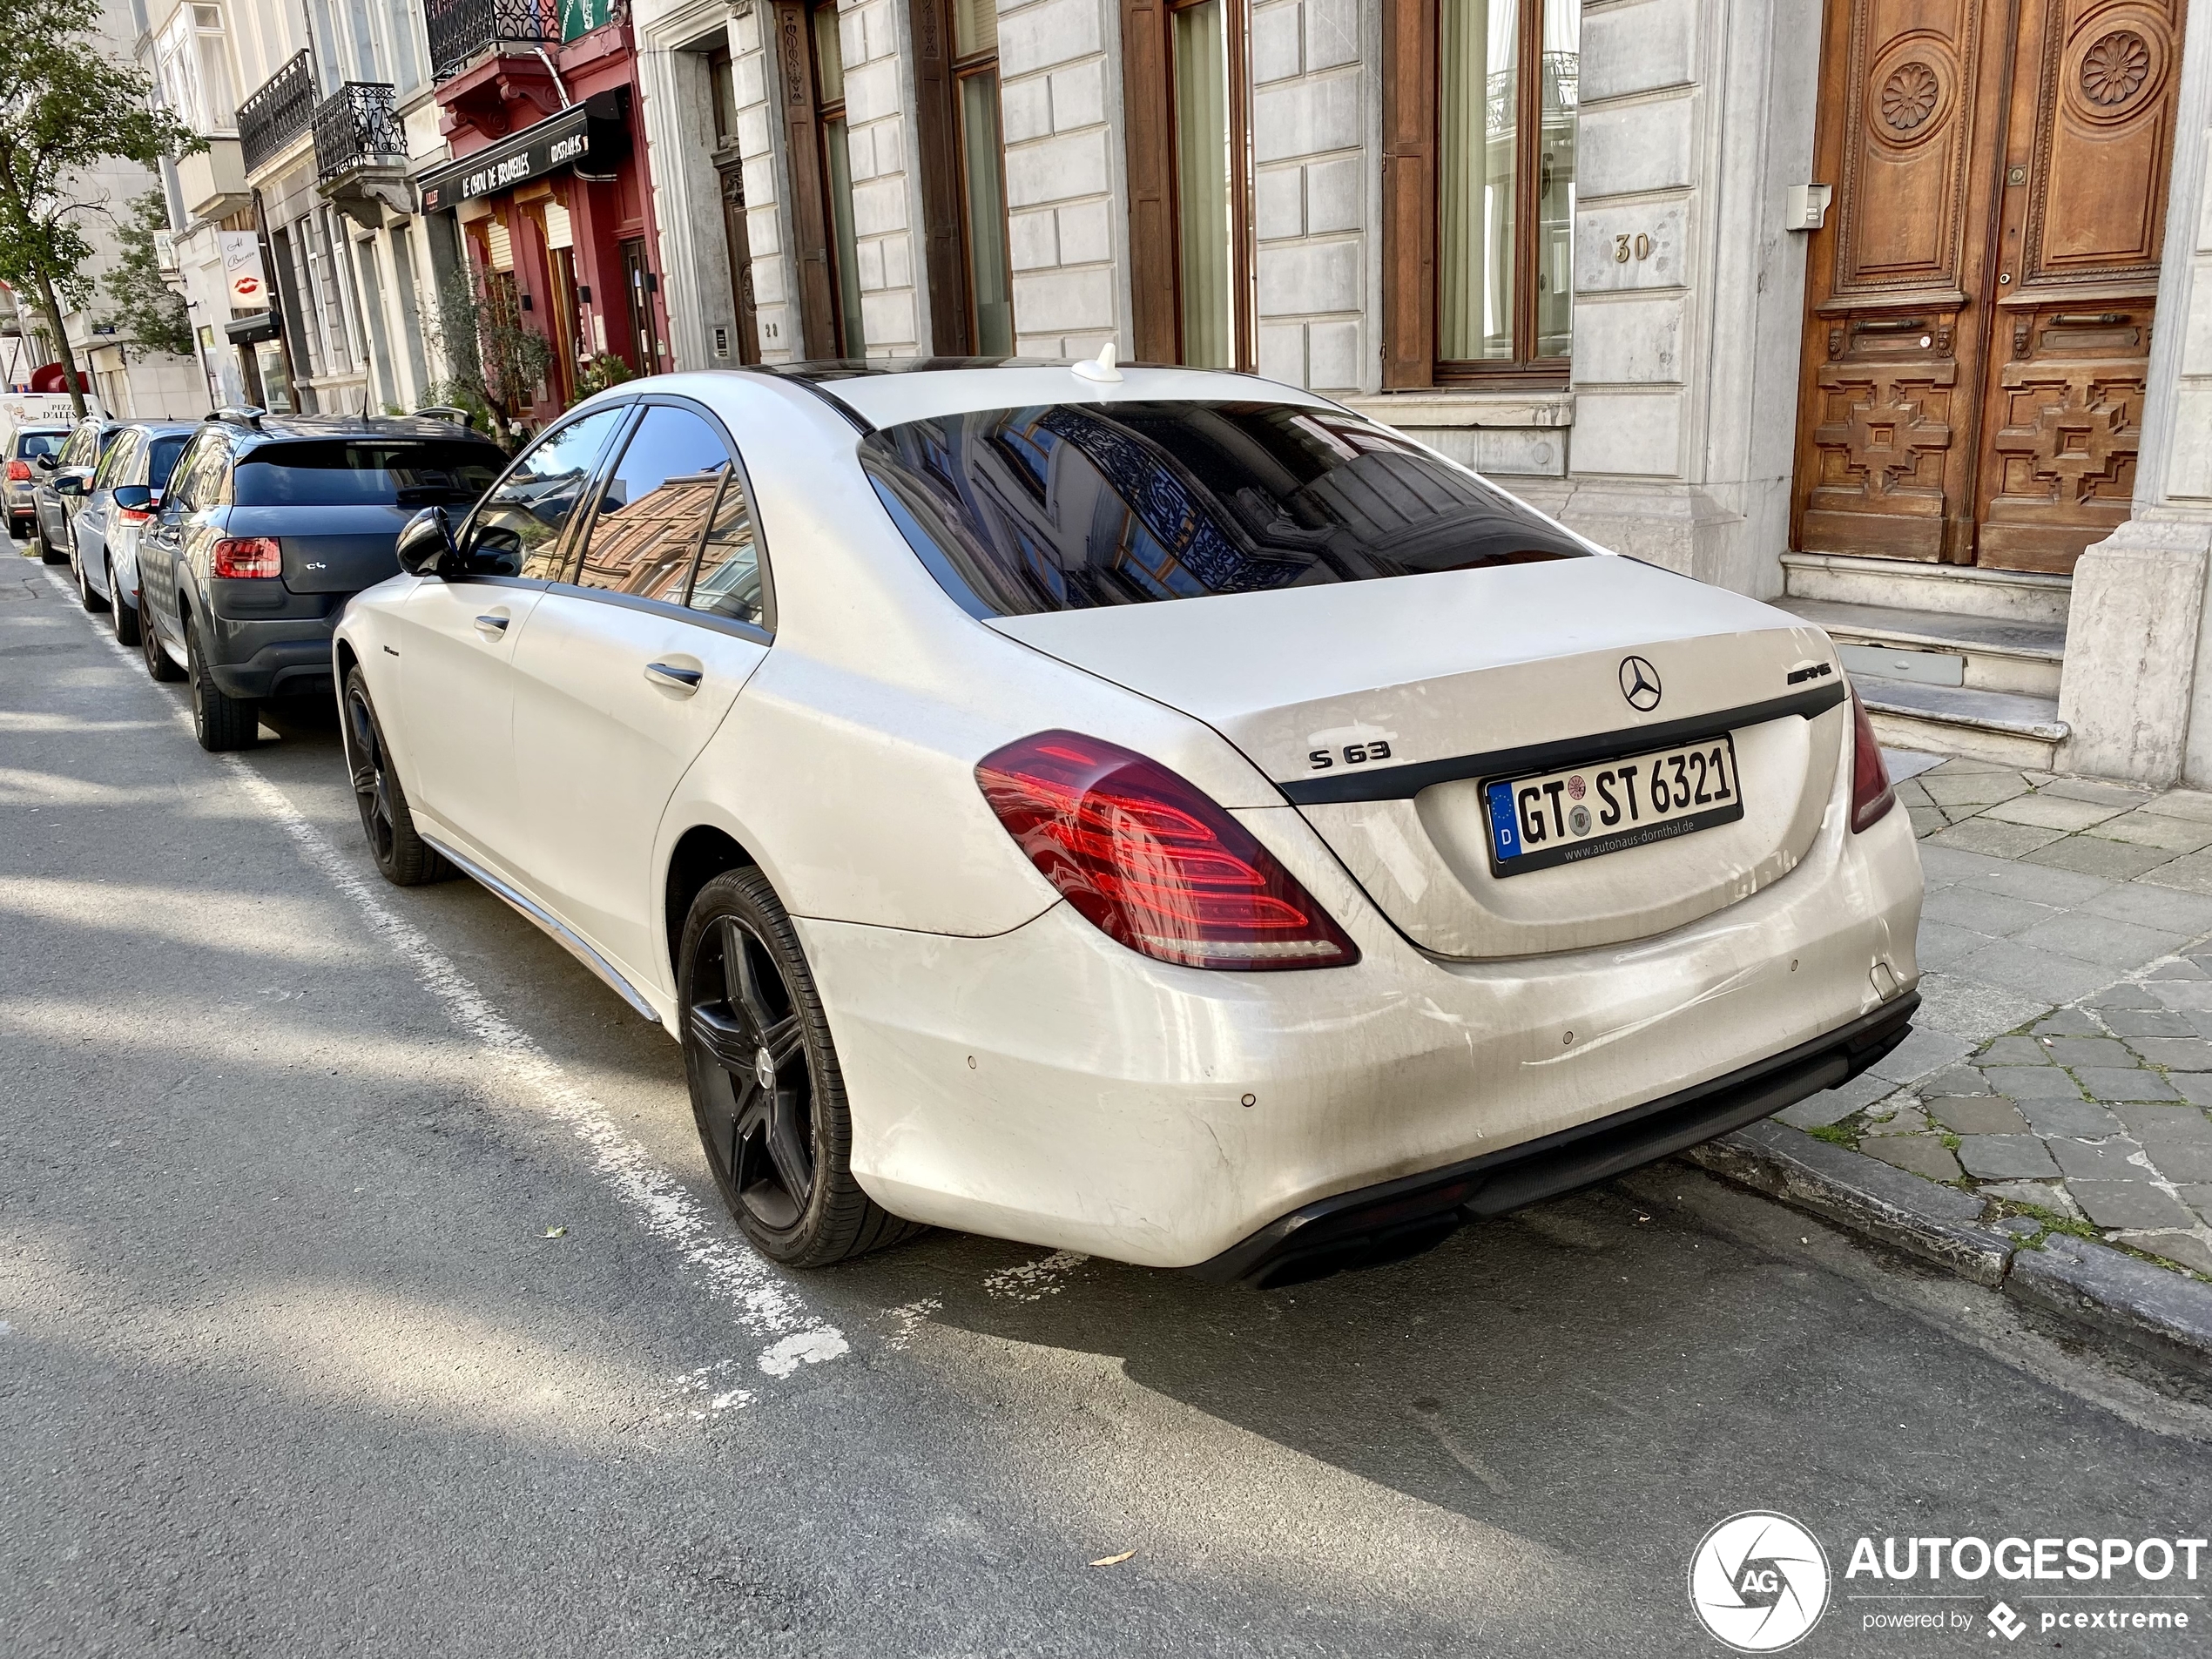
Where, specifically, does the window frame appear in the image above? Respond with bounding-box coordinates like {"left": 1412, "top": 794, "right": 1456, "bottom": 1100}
{"left": 1381, "top": 0, "right": 1574, "bottom": 388}
{"left": 452, "top": 401, "right": 638, "bottom": 584}
{"left": 913, "top": 0, "right": 1015, "bottom": 355}
{"left": 1119, "top": 0, "right": 1255, "bottom": 369}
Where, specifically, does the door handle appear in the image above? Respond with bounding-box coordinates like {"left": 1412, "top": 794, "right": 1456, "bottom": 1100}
{"left": 473, "top": 613, "right": 509, "bottom": 635}
{"left": 644, "top": 661, "right": 703, "bottom": 692}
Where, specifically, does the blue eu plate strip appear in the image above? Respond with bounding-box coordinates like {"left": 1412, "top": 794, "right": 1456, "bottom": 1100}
{"left": 1487, "top": 780, "right": 1521, "bottom": 861}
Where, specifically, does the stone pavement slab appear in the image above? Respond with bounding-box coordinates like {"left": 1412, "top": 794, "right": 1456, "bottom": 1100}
{"left": 1925, "top": 1096, "right": 2030, "bottom": 1134}
{"left": 2075, "top": 1067, "right": 2182, "bottom": 1101}
{"left": 1957, "top": 1135, "right": 2061, "bottom": 1180}
{"left": 2073, "top": 1184, "right": 2200, "bottom": 1230}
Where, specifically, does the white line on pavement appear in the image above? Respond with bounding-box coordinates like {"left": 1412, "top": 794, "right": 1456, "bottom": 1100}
{"left": 36, "top": 565, "right": 848, "bottom": 1376}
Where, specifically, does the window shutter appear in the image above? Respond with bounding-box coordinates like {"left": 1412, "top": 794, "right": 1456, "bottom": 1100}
{"left": 485, "top": 219, "right": 513, "bottom": 272}
{"left": 543, "top": 199, "right": 573, "bottom": 250}
{"left": 1380, "top": 0, "right": 1437, "bottom": 388}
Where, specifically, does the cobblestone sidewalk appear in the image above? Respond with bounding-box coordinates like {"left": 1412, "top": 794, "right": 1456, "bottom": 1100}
{"left": 1781, "top": 755, "right": 2212, "bottom": 1281}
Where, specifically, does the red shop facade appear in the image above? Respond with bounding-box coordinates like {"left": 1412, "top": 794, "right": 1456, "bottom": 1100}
{"left": 419, "top": 11, "right": 671, "bottom": 426}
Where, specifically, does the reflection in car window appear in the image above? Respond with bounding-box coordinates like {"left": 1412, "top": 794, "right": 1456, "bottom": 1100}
{"left": 574, "top": 407, "right": 732, "bottom": 602}
{"left": 686, "top": 466, "right": 765, "bottom": 627}
{"left": 16, "top": 430, "right": 67, "bottom": 462}
{"left": 92, "top": 430, "right": 138, "bottom": 490}
{"left": 167, "top": 435, "right": 226, "bottom": 513}
{"left": 466, "top": 407, "right": 629, "bottom": 580}
{"left": 862, "top": 401, "right": 1590, "bottom": 618}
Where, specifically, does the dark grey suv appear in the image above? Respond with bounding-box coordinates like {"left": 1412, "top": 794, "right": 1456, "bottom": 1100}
{"left": 137, "top": 410, "right": 507, "bottom": 750}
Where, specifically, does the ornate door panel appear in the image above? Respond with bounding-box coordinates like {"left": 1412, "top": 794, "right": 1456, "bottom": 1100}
{"left": 1972, "top": 0, "right": 2177, "bottom": 569}
{"left": 1792, "top": 0, "right": 2187, "bottom": 570}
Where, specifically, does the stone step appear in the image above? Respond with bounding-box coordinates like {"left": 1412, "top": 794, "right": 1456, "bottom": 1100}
{"left": 1782, "top": 550, "right": 2074, "bottom": 626}
{"left": 1778, "top": 597, "right": 2067, "bottom": 698}
{"left": 1854, "top": 676, "right": 2068, "bottom": 770}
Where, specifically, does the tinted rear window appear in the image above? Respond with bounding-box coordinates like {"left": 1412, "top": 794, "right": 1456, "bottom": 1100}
{"left": 233, "top": 440, "right": 506, "bottom": 508}
{"left": 147, "top": 435, "right": 189, "bottom": 490}
{"left": 15, "top": 430, "right": 67, "bottom": 460}
{"left": 862, "top": 401, "right": 1588, "bottom": 618}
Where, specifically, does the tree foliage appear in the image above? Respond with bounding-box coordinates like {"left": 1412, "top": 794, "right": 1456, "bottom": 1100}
{"left": 0, "top": 0, "right": 201, "bottom": 411}
{"left": 428, "top": 268, "right": 553, "bottom": 446}
{"left": 98, "top": 190, "right": 193, "bottom": 359}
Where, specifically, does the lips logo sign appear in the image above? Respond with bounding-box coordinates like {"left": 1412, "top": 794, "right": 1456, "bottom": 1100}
{"left": 1619, "top": 655, "right": 1662, "bottom": 711}
{"left": 1689, "top": 1512, "right": 1831, "bottom": 1652}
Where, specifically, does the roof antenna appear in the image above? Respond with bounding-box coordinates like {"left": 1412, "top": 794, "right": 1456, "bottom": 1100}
{"left": 1070, "top": 341, "right": 1123, "bottom": 384}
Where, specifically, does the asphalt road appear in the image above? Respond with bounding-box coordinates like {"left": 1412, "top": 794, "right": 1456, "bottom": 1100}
{"left": 4, "top": 550, "right": 2209, "bottom": 1659}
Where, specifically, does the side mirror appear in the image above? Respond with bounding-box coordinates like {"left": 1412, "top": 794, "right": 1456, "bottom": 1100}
{"left": 33, "top": 453, "right": 55, "bottom": 471}
{"left": 54, "top": 468, "right": 89, "bottom": 496}
{"left": 111, "top": 484, "right": 153, "bottom": 512}
{"left": 396, "top": 505, "right": 455, "bottom": 577}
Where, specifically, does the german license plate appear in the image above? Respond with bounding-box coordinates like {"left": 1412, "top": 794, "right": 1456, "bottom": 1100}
{"left": 1483, "top": 735, "right": 1744, "bottom": 876}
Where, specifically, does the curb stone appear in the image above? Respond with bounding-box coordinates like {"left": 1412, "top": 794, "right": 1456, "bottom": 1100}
{"left": 1685, "top": 1122, "right": 2014, "bottom": 1287}
{"left": 1683, "top": 1122, "right": 2212, "bottom": 1384}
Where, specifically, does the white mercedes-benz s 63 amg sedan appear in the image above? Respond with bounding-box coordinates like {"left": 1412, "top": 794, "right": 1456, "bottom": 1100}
{"left": 334, "top": 359, "right": 1923, "bottom": 1287}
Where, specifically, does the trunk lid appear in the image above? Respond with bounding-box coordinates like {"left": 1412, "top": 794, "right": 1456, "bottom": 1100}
{"left": 988, "top": 556, "right": 1849, "bottom": 960}
{"left": 226, "top": 503, "right": 409, "bottom": 595}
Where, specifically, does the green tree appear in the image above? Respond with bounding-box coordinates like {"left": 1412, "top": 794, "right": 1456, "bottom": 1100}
{"left": 0, "top": 0, "right": 200, "bottom": 415}
{"left": 428, "top": 268, "right": 553, "bottom": 447}
{"left": 98, "top": 190, "right": 192, "bottom": 359}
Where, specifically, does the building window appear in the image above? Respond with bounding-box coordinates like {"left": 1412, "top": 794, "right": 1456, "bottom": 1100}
{"left": 916, "top": 0, "right": 1013, "bottom": 355}
{"left": 1119, "top": 0, "right": 1251, "bottom": 368}
{"left": 1382, "top": 0, "right": 1576, "bottom": 385}
{"left": 156, "top": 3, "right": 239, "bottom": 132}
{"left": 811, "top": 0, "right": 865, "bottom": 356}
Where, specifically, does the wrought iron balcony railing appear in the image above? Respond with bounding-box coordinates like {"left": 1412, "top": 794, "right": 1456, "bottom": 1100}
{"left": 312, "top": 82, "right": 406, "bottom": 181}
{"left": 425, "top": 0, "right": 561, "bottom": 82}
{"left": 238, "top": 50, "right": 318, "bottom": 174}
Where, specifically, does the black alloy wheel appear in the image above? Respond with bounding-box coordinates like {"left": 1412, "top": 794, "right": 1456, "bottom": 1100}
{"left": 184, "top": 616, "right": 258, "bottom": 752}
{"left": 341, "top": 667, "right": 449, "bottom": 886}
{"left": 140, "top": 595, "right": 183, "bottom": 681}
{"left": 679, "top": 869, "right": 920, "bottom": 1266}
{"left": 109, "top": 560, "right": 140, "bottom": 646}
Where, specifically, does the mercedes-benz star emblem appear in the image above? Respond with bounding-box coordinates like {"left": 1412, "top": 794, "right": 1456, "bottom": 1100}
{"left": 1619, "top": 655, "right": 1663, "bottom": 711}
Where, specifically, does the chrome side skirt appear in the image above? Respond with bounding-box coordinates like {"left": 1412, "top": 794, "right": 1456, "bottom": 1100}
{"left": 421, "top": 833, "right": 663, "bottom": 1026}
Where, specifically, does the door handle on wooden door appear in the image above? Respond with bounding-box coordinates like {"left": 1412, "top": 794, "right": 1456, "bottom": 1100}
{"left": 644, "top": 662, "right": 703, "bottom": 692}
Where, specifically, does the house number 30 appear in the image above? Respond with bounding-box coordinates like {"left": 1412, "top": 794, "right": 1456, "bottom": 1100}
{"left": 1614, "top": 233, "right": 1653, "bottom": 263}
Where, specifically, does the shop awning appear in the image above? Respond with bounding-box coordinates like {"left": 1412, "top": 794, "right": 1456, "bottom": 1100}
{"left": 416, "top": 89, "right": 631, "bottom": 212}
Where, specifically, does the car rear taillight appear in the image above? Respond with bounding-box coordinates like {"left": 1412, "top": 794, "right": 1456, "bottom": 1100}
{"left": 976, "top": 731, "right": 1359, "bottom": 970}
{"left": 212, "top": 536, "right": 282, "bottom": 578}
{"left": 1849, "top": 681, "right": 1895, "bottom": 833}
{"left": 118, "top": 506, "right": 152, "bottom": 523}
{"left": 4, "top": 460, "right": 27, "bottom": 482}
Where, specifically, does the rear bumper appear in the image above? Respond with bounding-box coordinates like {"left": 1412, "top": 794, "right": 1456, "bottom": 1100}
{"left": 1192, "top": 992, "right": 1916, "bottom": 1287}
{"left": 204, "top": 609, "right": 341, "bottom": 699}
{"left": 796, "top": 785, "right": 1925, "bottom": 1271}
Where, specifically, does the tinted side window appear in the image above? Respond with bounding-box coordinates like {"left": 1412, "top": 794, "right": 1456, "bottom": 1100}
{"left": 573, "top": 407, "right": 734, "bottom": 601}
{"left": 233, "top": 441, "right": 505, "bottom": 507}
{"left": 165, "top": 435, "right": 219, "bottom": 511}
{"left": 60, "top": 424, "right": 96, "bottom": 468}
{"left": 464, "top": 407, "right": 629, "bottom": 580}
{"left": 92, "top": 430, "right": 138, "bottom": 490}
{"left": 687, "top": 465, "right": 765, "bottom": 627}
{"left": 146, "top": 435, "right": 190, "bottom": 492}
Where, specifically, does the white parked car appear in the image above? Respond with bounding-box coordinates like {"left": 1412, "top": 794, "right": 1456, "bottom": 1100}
{"left": 334, "top": 362, "right": 1923, "bottom": 1286}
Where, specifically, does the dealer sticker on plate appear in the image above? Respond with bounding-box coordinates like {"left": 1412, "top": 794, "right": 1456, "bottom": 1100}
{"left": 1483, "top": 734, "right": 1744, "bottom": 877}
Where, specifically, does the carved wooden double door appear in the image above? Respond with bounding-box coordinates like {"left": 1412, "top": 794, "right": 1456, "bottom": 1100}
{"left": 1792, "top": 0, "right": 2188, "bottom": 571}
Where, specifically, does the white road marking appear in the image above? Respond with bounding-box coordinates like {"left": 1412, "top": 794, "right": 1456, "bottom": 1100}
{"left": 37, "top": 568, "right": 846, "bottom": 1373}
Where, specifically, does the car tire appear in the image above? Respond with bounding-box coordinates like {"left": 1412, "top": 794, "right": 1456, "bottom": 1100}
{"left": 37, "top": 522, "right": 65, "bottom": 564}
{"left": 109, "top": 561, "right": 140, "bottom": 646}
{"left": 184, "top": 615, "right": 258, "bottom": 751}
{"left": 678, "top": 868, "right": 923, "bottom": 1267}
{"left": 77, "top": 550, "right": 106, "bottom": 612}
{"left": 139, "top": 597, "right": 184, "bottom": 682}
{"left": 341, "top": 668, "right": 451, "bottom": 887}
